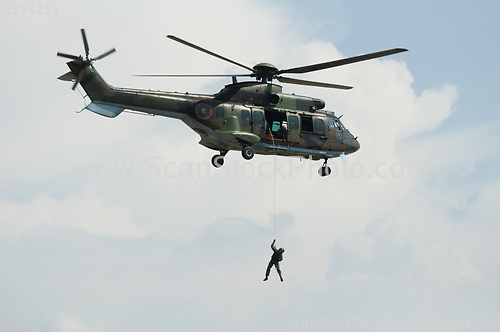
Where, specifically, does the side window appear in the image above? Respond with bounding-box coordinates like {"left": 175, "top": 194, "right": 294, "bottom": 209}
{"left": 216, "top": 107, "right": 225, "bottom": 118}
{"left": 314, "top": 118, "right": 325, "bottom": 134}
{"left": 254, "top": 111, "right": 264, "bottom": 126}
{"left": 289, "top": 115, "right": 299, "bottom": 130}
{"left": 241, "top": 109, "right": 250, "bottom": 127}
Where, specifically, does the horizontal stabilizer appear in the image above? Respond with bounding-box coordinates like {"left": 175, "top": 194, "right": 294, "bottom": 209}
{"left": 58, "top": 71, "right": 76, "bottom": 81}
{"left": 83, "top": 102, "right": 124, "bottom": 118}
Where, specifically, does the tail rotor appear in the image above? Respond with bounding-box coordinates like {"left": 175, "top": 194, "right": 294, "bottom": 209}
{"left": 57, "top": 28, "right": 116, "bottom": 90}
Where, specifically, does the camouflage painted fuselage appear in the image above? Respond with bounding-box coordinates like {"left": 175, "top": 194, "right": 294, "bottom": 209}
{"left": 66, "top": 60, "right": 360, "bottom": 161}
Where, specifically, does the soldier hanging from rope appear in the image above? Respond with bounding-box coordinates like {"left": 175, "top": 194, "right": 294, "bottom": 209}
{"left": 263, "top": 239, "right": 285, "bottom": 282}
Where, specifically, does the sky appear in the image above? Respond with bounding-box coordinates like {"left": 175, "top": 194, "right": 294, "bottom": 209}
{"left": 1, "top": 0, "right": 499, "bottom": 331}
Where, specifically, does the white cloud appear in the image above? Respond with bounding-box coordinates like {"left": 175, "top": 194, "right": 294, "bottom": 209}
{"left": 327, "top": 218, "right": 483, "bottom": 286}
{"left": 39, "top": 312, "right": 112, "bottom": 332}
{"left": 468, "top": 177, "right": 500, "bottom": 228}
{"left": 0, "top": 193, "right": 149, "bottom": 238}
{"left": 279, "top": 217, "right": 494, "bottom": 323}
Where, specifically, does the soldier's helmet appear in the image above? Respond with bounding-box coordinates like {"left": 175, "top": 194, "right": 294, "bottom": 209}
{"left": 279, "top": 247, "right": 285, "bottom": 253}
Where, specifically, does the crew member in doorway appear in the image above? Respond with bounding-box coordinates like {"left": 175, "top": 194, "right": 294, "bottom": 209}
{"left": 263, "top": 239, "right": 285, "bottom": 282}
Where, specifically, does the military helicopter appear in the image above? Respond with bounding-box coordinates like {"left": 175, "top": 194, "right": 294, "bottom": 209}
{"left": 58, "top": 29, "right": 407, "bottom": 176}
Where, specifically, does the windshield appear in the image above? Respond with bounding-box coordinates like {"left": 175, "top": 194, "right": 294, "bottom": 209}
{"left": 336, "top": 118, "right": 347, "bottom": 131}
{"left": 328, "top": 117, "right": 347, "bottom": 131}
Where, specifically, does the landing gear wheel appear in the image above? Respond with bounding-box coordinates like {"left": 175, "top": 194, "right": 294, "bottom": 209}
{"left": 318, "top": 158, "right": 331, "bottom": 177}
{"left": 242, "top": 146, "right": 254, "bottom": 160}
{"left": 211, "top": 154, "right": 224, "bottom": 168}
{"left": 318, "top": 165, "right": 331, "bottom": 177}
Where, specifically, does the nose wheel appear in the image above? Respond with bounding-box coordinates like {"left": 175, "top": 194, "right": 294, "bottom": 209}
{"left": 211, "top": 150, "right": 228, "bottom": 168}
{"left": 318, "top": 159, "right": 331, "bottom": 177}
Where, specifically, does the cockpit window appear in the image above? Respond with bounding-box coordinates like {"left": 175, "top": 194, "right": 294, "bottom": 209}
{"left": 328, "top": 118, "right": 338, "bottom": 130}
{"left": 328, "top": 117, "right": 347, "bottom": 131}
{"left": 336, "top": 119, "right": 347, "bottom": 131}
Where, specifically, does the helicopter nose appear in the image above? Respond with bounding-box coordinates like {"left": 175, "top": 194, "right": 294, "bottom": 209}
{"left": 346, "top": 138, "right": 360, "bottom": 153}
{"left": 353, "top": 139, "right": 360, "bottom": 152}
{"left": 344, "top": 135, "right": 360, "bottom": 154}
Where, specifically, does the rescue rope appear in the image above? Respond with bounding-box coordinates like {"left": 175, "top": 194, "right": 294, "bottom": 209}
{"left": 269, "top": 125, "right": 277, "bottom": 239}
{"left": 273, "top": 150, "right": 276, "bottom": 239}
{"left": 270, "top": 128, "right": 279, "bottom": 332}
{"left": 276, "top": 276, "right": 280, "bottom": 332}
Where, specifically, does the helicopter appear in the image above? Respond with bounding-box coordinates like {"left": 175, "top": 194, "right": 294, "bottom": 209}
{"left": 58, "top": 29, "right": 407, "bottom": 176}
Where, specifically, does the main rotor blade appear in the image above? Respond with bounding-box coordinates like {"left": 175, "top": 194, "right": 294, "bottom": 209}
{"left": 167, "top": 35, "right": 254, "bottom": 72}
{"left": 134, "top": 74, "right": 252, "bottom": 77}
{"left": 81, "top": 29, "right": 90, "bottom": 58}
{"left": 279, "top": 48, "right": 408, "bottom": 75}
{"left": 93, "top": 48, "right": 116, "bottom": 61}
{"left": 57, "top": 52, "right": 81, "bottom": 60}
{"left": 277, "top": 76, "right": 353, "bottom": 89}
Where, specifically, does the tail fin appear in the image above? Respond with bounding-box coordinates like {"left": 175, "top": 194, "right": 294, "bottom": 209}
{"left": 57, "top": 28, "right": 116, "bottom": 102}
{"left": 66, "top": 60, "right": 113, "bottom": 102}
{"left": 59, "top": 60, "right": 123, "bottom": 117}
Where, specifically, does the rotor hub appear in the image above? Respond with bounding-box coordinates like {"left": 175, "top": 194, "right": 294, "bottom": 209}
{"left": 252, "top": 63, "right": 279, "bottom": 83}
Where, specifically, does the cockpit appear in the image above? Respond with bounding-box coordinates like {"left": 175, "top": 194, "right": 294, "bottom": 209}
{"left": 327, "top": 117, "right": 347, "bottom": 131}
{"left": 327, "top": 116, "right": 360, "bottom": 153}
